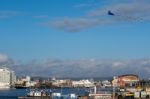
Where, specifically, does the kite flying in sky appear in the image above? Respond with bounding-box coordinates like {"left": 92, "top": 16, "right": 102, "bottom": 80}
{"left": 108, "top": 10, "right": 115, "bottom": 16}
{"left": 107, "top": 10, "right": 143, "bottom": 22}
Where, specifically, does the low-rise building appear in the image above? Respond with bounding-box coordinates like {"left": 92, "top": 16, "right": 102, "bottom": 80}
{"left": 16, "top": 76, "right": 37, "bottom": 88}
{"left": 52, "top": 79, "right": 72, "bottom": 87}
{"left": 72, "top": 79, "right": 94, "bottom": 87}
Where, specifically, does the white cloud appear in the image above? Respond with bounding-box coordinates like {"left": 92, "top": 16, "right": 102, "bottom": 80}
{"left": 50, "top": 0, "right": 150, "bottom": 32}
{"left": 33, "top": 15, "right": 49, "bottom": 19}
{"left": 0, "top": 53, "right": 9, "bottom": 63}
{"left": 0, "top": 11, "right": 20, "bottom": 19}
{"left": 51, "top": 17, "right": 112, "bottom": 32}
{"left": 89, "top": 1, "right": 150, "bottom": 20}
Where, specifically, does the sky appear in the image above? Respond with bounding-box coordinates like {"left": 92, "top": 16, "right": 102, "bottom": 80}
{"left": 0, "top": 0, "right": 150, "bottom": 77}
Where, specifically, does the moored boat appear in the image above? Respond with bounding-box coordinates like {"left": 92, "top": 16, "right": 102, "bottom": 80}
{"left": 18, "top": 90, "right": 52, "bottom": 99}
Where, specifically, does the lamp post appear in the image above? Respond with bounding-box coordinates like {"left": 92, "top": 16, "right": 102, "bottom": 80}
{"left": 113, "top": 85, "right": 115, "bottom": 99}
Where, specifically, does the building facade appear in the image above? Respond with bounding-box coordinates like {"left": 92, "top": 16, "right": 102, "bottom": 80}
{"left": 0, "top": 67, "right": 16, "bottom": 88}
{"left": 112, "top": 74, "right": 139, "bottom": 89}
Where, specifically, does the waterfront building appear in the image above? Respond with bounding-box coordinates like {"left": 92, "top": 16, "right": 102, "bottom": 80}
{"left": 52, "top": 79, "right": 72, "bottom": 87}
{"left": 15, "top": 76, "right": 37, "bottom": 88}
{"left": 0, "top": 67, "right": 16, "bottom": 88}
{"left": 72, "top": 79, "right": 94, "bottom": 87}
{"left": 112, "top": 74, "right": 139, "bottom": 91}
{"left": 10, "top": 70, "right": 16, "bottom": 86}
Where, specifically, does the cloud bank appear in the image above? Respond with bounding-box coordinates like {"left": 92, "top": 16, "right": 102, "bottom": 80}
{"left": 0, "top": 53, "right": 150, "bottom": 78}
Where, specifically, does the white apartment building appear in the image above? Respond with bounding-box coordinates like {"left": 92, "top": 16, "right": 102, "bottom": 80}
{"left": 0, "top": 67, "right": 16, "bottom": 88}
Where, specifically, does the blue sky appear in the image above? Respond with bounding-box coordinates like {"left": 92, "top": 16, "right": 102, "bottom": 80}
{"left": 0, "top": 0, "right": 150, "bottom": 62}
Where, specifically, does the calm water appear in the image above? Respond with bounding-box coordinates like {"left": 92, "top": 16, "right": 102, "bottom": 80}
{"left": 0, "top": 89, "right": 25, "bottom": 99}
{"left": 0, "top": 87, "right": 113, "bottom": 99}
{"left": 0, "top": 88, "right": 89, "bottom": 99}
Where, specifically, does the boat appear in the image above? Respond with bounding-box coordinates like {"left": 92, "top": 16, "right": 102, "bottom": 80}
{"left": 18, "top": 89, "right": 52, "bottom": 99}
{"left": 15, "top": 86, "right": 28, "bottom": 89}
{"left": 88, "top": 86, "right": 112, "bottom": 99}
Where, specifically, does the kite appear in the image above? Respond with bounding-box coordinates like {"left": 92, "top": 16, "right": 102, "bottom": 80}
{"left": 107, "top": 10, "right": 143, "bottom": 22}
{"left": 108, "top": 10, "right": 115, "bottom": 16}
